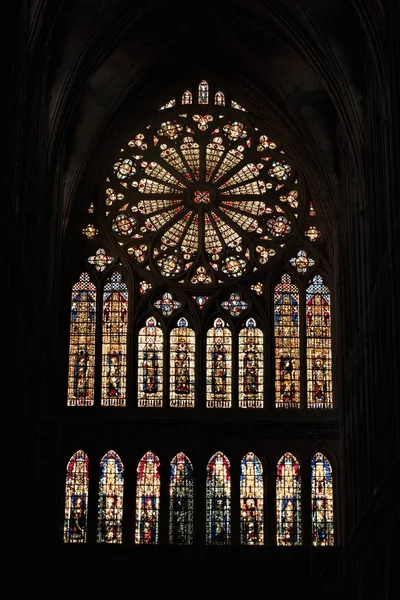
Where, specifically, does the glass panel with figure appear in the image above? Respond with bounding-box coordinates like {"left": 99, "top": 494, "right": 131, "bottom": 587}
{"left": 238, "top": 318, "right": 264, "bottom": 408}
{"left": 170, "top": 318, "right": 195, "bottom": 407}
{"left": 64, "top": 450, "right": 89, "bottom": 543}
{"left": 206, "top": 452, "right": 231, "bottom": 545}
{"left": 135, "top": 451, "right": 160, "bottom": 544}
{"left": 240, "top": 453, "right": 264, "bottom": 545}
{"left": 276, "top": 453, "right": 302, "bottom": 546}
{"left": 97, "top": 450, "right": 124, "bottom": 544}
{"left": 206, "top": 318, "right": 232, "bottom": 408}
{"left": 311, "top": 453, "right": 334, "bottom": 546}
{"left": 138, "top": 318, "right": 164, "bottom": 407}
{"left": 169, "top": 453, "right": 194, "bottom": 544}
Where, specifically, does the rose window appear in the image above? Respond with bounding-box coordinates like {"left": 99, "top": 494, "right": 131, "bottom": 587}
{"left": 104, "top": 82, "right": 301, "bottom": 285}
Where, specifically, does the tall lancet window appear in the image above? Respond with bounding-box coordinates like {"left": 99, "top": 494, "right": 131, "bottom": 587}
{"left": 240, "top": 453, "right": 264, "bottom": 545}
{"left": 101, "top": 271, "right": 128, "bottom": 406}
{"left": 214, "top": 91, "right": 225, "bottom": 106}
{"left": 274, "top": 274, "right": 300, "bottom": 408}
{"left": 206, "top": 318, "right": 232, "bottom": 408}
{"left": 169, "top": 453, "right": 194, "bottom": 544}
{"left": 276, "top": 453, "right": 302, "bottom": 546}
{"left": 311, "top": 453, "right": 334, "bottom": 546}
{"left": 198, "top": 80, "right": 209, "bottom": 104}
{"left": 238, "top": 317, "right": 264, "bottom": 408}
{"left": 97, "top": 450, "right": 124, "bottom": 544}
{"left": 206, "top": 451, "right": 231, "bottom": 545}
{"left": 135, "top": 451, "right": 160, "bottom": 545}
{"left": 63, "top": 450, "right": 89, "bottom": 543}
{"left": 182, "top": 89, "right": 192, "bottom": 104}
{"left": 306, "top": 275, "right": 333, "bottom": 408}
{"left": 138, "top": 317, "right": 164, "bottom": 407}
{"left": 170, "top": 317, "right": 196, "bottom": 408}
{"left": 67, "top": 273, "right": 96, "bottom": 406}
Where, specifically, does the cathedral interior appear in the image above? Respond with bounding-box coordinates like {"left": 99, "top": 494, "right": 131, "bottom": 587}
{"left": 9, "top": 0, "right": 399, "bottom": 596}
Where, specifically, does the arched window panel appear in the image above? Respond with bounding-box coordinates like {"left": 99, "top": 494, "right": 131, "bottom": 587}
{"left": 276, "top": 453, "right": 302, "bottom": 546}
{"left": 135, "top": 451, "right": 160, "bottom": 544}
{"left": 170, "top": 317, "right": 196, "bottom": 408}
{"left": 182, "top": 90, "right": 192, "bottom": 105}
{"left": 238, "top": 318, "right": 264, "bottom": 408}
{"left": 240, "top": 453, "right": 264, "bottom": 545}
{"left": 97, "top": 450, "right": 124, "bottom": 544}
{"left": 198, "top": 80, "right": 209, "bottom": 104}
{"left": 214, "top": 91, "right": 225, "bottom": 106}
{"left": 306, "top": 275, "right": 333, "bottom": 408}
{"left": 274, "top": 274, "right": 300, "bottom": 408}
{"left": 138, "top": 317, "right": 164, "bottom": 407}
{"left": 101, "top": 271, "right": 128, "bottom": 407}
{"left": 206, "top": 318, "right": 232, "bottom": 408}
{"left": 169, "top": 453, "right": 194, "bottom": 545}
{"left": 63, "top": 450, "right": 89, "bottom": 543}
{"left": 67, "top": 273, "right": 96, "bottom": 406}
{"left": 206, "top": 452, "right": 231, "bottom": 545}
{"left": 311, "top": 453, "right": 335, "bottom": 546}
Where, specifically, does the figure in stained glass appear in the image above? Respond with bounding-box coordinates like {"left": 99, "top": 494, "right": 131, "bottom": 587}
{"left": 240, "top": 453, "right": 264, "bottom": 545}
{"left": 138, "top": 318, "right": 164, "bottom": 406}
{"left": 276, "top": 453, "right": 302, "bottom": 546}
{"left": 206, "top": 452, "right": 231, "bottom": 544}
{"left": 135, "top": 452, "right": 160, "bottom": 544}
{"left": 169, "top": 453, "right": 194, "bottom": 544}
{"left": 311, "top": 453, "right": 334, "bottom": 546}
{"left": 64, "top": 450, "right": 89, "bottom": 543}
{"left": 97, "top": 451, "right": 124, "bottom": 544}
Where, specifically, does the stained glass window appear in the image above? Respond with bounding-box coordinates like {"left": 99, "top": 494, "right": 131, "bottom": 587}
{"left": 198, "top": 80, "right": 209, "bottom": 104}
{"left": 214, "top": 91, "right": 225, "bottom": 106}
{"left": 67, "top": 273, "right": 96, "bottom": 406}
{"left": 64, "top": 450, "right": 89, "bottom": 543}
{"left": 182, "top": 90, "right": 192, "bottom": 104}
{"left": 101, "top": 272, "right": 128, "bottom": 406}
{"left": 240, "top": 453, "right": 264, "bottom": 545}
{"left": 206, "top": 318, "right": 232, "bottom": 408}
{"left": 135, "top": 451, "right": 160, "bottom": 544}
{"left": 276, "top": 453, "right": 302, "bottom": 546}
{"left": 311, "top": 453, "right": 334, "bottom": 546}
{"left": 206, "top": 452, "right": 231, "bottom": 545}
{"left": 138, "top": 317, "right": 164, "bottom": 407}
{"left": 169, "top": 453, "right": 194, "bottom": 544}
{"left": 238, "top": 318, "right": 264, "bottom": 408}
{"left": 170, "top": 317, "right": 195, "bottom": 408}
{"left": 274, "top": 274, "right": 300, "bottom": 408}
{"left": 306, "top": 275, "right": 332, "bottom": 408}
{"left": 97, "top": 451, "right": 124, "bottom": 543}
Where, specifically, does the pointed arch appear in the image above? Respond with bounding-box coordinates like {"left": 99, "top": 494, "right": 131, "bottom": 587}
{"left": 206, "top": 451, "right": 231, "bottom": 544}
{"left": 97, "top": 450, "right": 124, "bottom": 543}
{"left": 238, "top": 317, "right": 264, "bottom": 408}
{"left": 170, "top": 317, "right": 196, "bottom": 407}
{"left": 182, "top": 90, "right": 192, "bottom": 105}
{"left": 135, "top": 451, "right": 160, "bottom": 544}
{"left": 198, "top": 80, "right": 209, "bottom": 104}
{"left": 311, "top": 453, "right": 335, "bottom": 546}
{"left": 169, "top": 452, "right": 194, "bottom": 544}
{"left": 276, "top": 452, "right": 302, "bottom": 546}
{"left": 67, "top": 273, "right": 96, "bottom": 406}
{"left": 274, "top": 274, "right": 300, "bottom": 408}
{"left": 240, "top": 452, "right": 264, "bottom": 545}
{"left": 206, "top": 318, "right": 232, "bottom": 408}
{"left": 306, "top": 275, "right": 333, "bottom": 408}
{"left": 214, "top": 91, "right": 225, "bottom": 106}
{"left": 101, "top": 271, "right": 128, "bottom": 406}
{"left": 138, "top": 317, "right": 164, "bottom": 407}
{"left": 63, "top": 450, "right": 89, "bottom": 543}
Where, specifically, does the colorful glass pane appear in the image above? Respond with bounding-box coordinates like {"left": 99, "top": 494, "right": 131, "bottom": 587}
{"left": 182, "top": 90, "right": 192, "bottom": 104}
{"left": 159, "top": 99, "right": 176, "bottom": 110}
{"left": 214, "top": 91, "right": 225, "bottom": 106}
{"left": 206, "top": 452, "right": 231, "bottom": 545}
{"left": 250, "top": 282, "right": 264, "bottom": 295}
{"left": 170, "top": 318, "right": 195, "bottom": 407}
{"left": 238, "top": 318, "right": 264, "bottom": 408}
{"left": 206, "top": 318, "right": 232, "bottom": 408}
{"left": 240, "top": 453, "right": 264, "bottom": 544}
{"left": 274, "top": 274, "right": 300, "bottom": 408}
{"left": 82, "top": 224, "right": 98, "bottom": 239}
{"left": 276, "top": 453, "right": 302, "bottom": 546}
{"left": 101, "top": 272, "right": 128, "bottom": 407}
{"left": 289, "top": 249, "right": 315, "bottom": 274}
{"left": 169, "top": 453, "right": 194, "bottom": 544}
{"left": 139, "top": 280, "right": 152, "bottom": 295}
{"left": 153, "top": 291, "right": 181, "bottom": 316}
{"left": 221, "top": 292, "right": 248, "bottom": 317}
{"left": 67, "top": 273, "right": 96, "bottom": 406}
{"left": 198, "top": 80, "right": 209, "bottom": 104}
{"left": 306, "top": 275, "right": 332, "bottom": 408}
{"left": 138, "top": 317, "right": 163, "bottom": 407}
{"left": 304, "top": 225, "right": 322, "bottom": 242}
{"left": 193, "top": 295, "right": 209, "bottom": 308}
{"left": 88, "top": 248, "right": 114, "bottom": 272}
{"left": 311, "top": 453, "right": 334, "bottom": 546}
{"left": 64, "top": 450, "right": 89, "bottom": 543}
{"left": 97, "top": 451, "right": 124, "bottom": 544}
{"left": 135, "top": 452, "right": 160, "bottom": 544}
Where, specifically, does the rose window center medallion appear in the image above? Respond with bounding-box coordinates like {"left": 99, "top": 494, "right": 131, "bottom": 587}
{"left": 194, "top": 190, "right": 211, "bottom": 204}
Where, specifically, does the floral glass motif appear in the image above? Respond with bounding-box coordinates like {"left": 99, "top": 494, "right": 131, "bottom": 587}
{"left": 266, "top": 215, "right": 291, "bottom": 237}
{"left": 192, "top": 114, "right": 213, "bottom": 131}
{"left": 169, "top": 453, "right": 194, "bottom": 544}
{"left": 240, "top": 453, "right": 264, "bottom": 545}
{"left": 304, "top": 225, "right": 322, "bottom": 242}
{"left": 153, "top": 291, "right": 181, "bottom": 316}
{"left": 311, "top": 453, "right": 334, "bottom": 546}
{"left": 289, "top": 249, "right": 315, "bottom": 274}
{"left": 194, "top": 190, "right": 211, "bottom": 204}
{"left": 276, "top": 453, "right": 302, "bottom": 546}
{"left": 221, "top": 292, "right": 248, "bottom": 317}
{"left": 64, "top": 450, "right": 89, "bottom": 543}
{"left": 238, "top": 318, "right": 264, "bottom": 408}
{"left": 88, "top": 248, "right": 114, "bottom": 272}
{"left": 198, "top": 80, "right": 209, "bottom": 104}
{"left": 67, "top": 273, "right": 96, "bottom": 406}
{"left": 101, "top": 272, "right": 128, "bottom": 406}
{"left": 191, "top": 266, "right": 212, "bottom": 284}
{"left": 250, "top": 282, "right": 263, "bottom": 295}
{"left": 82, "top": 224, "right": 98, "bottom": 239}
{"left": 206, "top": 452, "right": 231, "bottom": 545}
{"left": 135, "top": 452, "right": 160, "bottom": 545}
{"left": 97, "top": 451, "right": 124, "bottom": 544}
{"left": 193, "top": 295, "right": 209, "bottom": 309}
{"left": 206, "top": 318, "right": 232, "bottom": 408}
{"left": 274, "top": 274, "right": 300, "bottom": 408}
{"left": 138, "top": 318, "right": 163, "bottom": 407}
{"left": 139, "top": 280, "right": 152, "bottom": 295}
{"left": 112, "top": 214, "right": 135, "bottom": 236}
{"left": 306, "top": 275, "right": 332, "bottom": 408}
{"left": 170, "top": 318, "right": 195, "bottom": 408}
